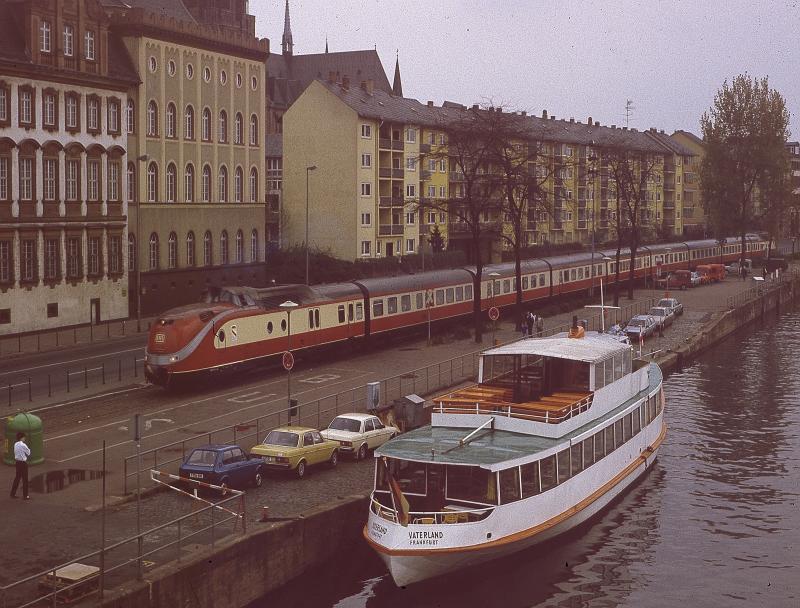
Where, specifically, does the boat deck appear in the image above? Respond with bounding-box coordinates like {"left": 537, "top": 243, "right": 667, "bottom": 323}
{"left": 435, "top": 384, "right": 593, "bottom": 424}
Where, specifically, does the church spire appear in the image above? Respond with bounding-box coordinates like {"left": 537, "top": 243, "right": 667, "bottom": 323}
{"left": 281, "top": 0, "right": 293, "bottom": 56}
{"left": 325, "top": 36, "right": 328, "bottom": 53}
{"left": 392, "top": 51, "right": 403, "bottom": 97}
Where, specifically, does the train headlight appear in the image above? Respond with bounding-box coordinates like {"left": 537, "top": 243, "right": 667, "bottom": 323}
{"left": 170, "top": 355, "right": 179, "bottom": 362}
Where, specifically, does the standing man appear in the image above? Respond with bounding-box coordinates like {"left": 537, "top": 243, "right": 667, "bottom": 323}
{"left": 10, "top": 432, "right": 31, "bottom": 499}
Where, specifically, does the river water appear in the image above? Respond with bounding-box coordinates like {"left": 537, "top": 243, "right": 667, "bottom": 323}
{"left": 252, "top": 307, "right": 800, "bottom": 608}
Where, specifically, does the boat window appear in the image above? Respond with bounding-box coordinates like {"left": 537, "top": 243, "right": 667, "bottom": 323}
{"left": 436, "top": 289, "right": 445, "bottom": 305}
{"left": 373, "top": 299, "right": 384, "bottom": 317}
{"left": 447, "top": 466, "right": 497, "bottom": 505}
{"left": 639, "top": 403, "right": 647, "bottom": 429}
{"left": 416, "top": 292, "right": 424, "bottom": 309}
{"left": 594, "top": 429, "right": 606, "bottom": 461}
{"left": 582, "top": 437, "right": 595, "bottom": 468}
{"left": 486, "top": 281, "right": 492, "bottom": 297}
{"left": 401, "top": 294, "right": 411, "bottom": 312}
{"left": 557, "top": 449, "right": 571, "bottom": 484}
{"left": 570, "top": 443, "right": 583, "bottom": 477}
{"left": 522, "top": 276, "right": 529, "bottom": 290}
{"left": 623, "top": 351, "right": 632, "bottom": 375}
{"left": 623, "top": 413, "right": 633, "bottom": 442}
{"left": 455, "top": 286, "right": 464, "bottom": 301}
{"left": 394, "top": 460, "right": 426, "bottom": 495}
{"left": 521, "top": 461, "right": 540, "bottom": 497}
{"left": 465, "top": 284, "right": 473, "bottom": 299}
{"left": 604, "top": 425, "right": 615, "bottom": 456}
{"left": 594, "top": 361, "right": 605, "bottom": 390}
{"left": 648, "top": 395, "right": 657, "bottom": 423}
{"left": 614, "top": 419, "right": 624, "bottom": 449}
{"left": 499, "top": 467, "right": 521, "bottom": 504}
{"left": 446, "top": 288, "right": 455, "bottom": 303}
{"left": 539, "top": 455, "right": 557, "bottom": 492}
{"left": 338, "top": 305, "right": 345, "bottom": 324}
{"left": 613, "top": 354, "right": 624, "bottom": 381}
{"left": 356, "top": 303, "right": 363, "bottom": 320}
{"left": 308, "top": 310, "right": 314, "bottom": 328}
{"left": 387, "top": 297, "right": 398, "bottom": 314}
{"left": 604, "top": 358, "right": 613, "bottom": 386}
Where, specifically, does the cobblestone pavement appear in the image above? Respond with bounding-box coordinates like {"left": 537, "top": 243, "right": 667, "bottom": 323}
{"left": 0, "top": 273, "right": 789, "bottom": 595}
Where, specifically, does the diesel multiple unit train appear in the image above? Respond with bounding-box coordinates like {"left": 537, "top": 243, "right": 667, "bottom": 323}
{"left": 145, "top": 236, "right": 767, "bottom": 386}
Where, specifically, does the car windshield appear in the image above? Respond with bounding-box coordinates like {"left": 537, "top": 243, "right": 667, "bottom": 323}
{"left": 328, "top": 417, "right": 361, "bottom": 432}
{"left": 186, "top": 450, "right": 217, "bottom": 466}
{"left": 263, "top": 431, "right": 299, "bottom": 447}
{"left": 650, "top": 308, "right": 665, "bottom": 316}
{"left": 629, "top": 319, "right": 645, "bottom": 327}
{"left": 658, "top": 300, "right": 673, "bottom": 307}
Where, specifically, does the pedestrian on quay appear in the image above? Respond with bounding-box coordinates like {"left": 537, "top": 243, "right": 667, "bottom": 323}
{"left": 10, "top": 432, "right": 31, "bottom": 499}
{"left": 520, "top": 311, "right": 529, "bottom": 337}
{"left": 526, "top": 312, "right": 535, "bottom": 337}
{"left": 536, "top": 315, "right": 544, "bottom": 337}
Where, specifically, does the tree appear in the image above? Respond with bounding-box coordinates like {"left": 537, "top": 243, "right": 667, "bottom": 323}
{"left": 700, "top": 74, "right": 791, "bottom": 266}
{"left": 428, "top": 224, "right": 446, "bottom": 253}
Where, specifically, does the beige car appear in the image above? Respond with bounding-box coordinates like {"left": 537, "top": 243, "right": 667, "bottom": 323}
{"left": 250, "top": 426, "right": 339, "bottom": 478}
{"left": 320, "top": 413, "right": 398, "bottom": 460}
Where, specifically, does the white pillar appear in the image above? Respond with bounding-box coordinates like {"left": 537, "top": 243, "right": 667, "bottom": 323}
{"left": 80, "top": 151, "right": 87, "bottom": 216}
{"left": 58, "top": 148, "right": 66, "bottom": 216}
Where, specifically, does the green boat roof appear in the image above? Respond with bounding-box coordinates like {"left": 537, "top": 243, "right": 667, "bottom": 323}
{"left": 376, "top": 363, "right": 662, "bottom": 471}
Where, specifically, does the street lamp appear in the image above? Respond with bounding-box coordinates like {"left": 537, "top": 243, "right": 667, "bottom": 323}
{"left": 305, "top": 165, "right": 317, "bottom": 285}
{"left": 135, "top": 154, "right": 148, "bottom": 331}
{"left": 588, "top": 153, "right": 598, "bottom": 296}
{"left": 602, "top": 256, "right": 612, "bottom": 330}
{"left": 488, "top": 271, "right": 500, "bottom": 344}
{"left": 280, "top": 300, "right": 299, "bottom": 424}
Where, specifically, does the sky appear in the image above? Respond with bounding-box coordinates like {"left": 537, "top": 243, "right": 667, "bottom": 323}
{"left": 250, "top": 0, "right": 800, "bottom": 140}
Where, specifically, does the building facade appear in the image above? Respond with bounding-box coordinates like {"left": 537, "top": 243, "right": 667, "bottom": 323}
{"left": 671, "top": 130, "right": 707, "bottom": 237}
{"left": 0, "top": 0, "right": 138, "bottom": 334}
{"left": 106, "top": 1, "right": 269, "bottom": 315}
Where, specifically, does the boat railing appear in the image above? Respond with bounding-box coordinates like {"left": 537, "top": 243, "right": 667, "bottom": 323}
{"left": 434, "top": 393, "right": 593, "bottom": 424}
{"left": 370, "top": 496, "right": 494, "bottom": 525}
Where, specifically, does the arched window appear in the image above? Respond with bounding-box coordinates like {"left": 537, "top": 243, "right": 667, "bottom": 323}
{"left": 165, "top": 103, "right": 176, "bottom": 138}
{"left": 147, "top": 162, "right": 158, "bottom": 202}
{"left": 203, "top": 230, "right": 212, "bottom": 266}
{"left": 185, "top": 163, "right": 194, "bottom": 203}
{"left": 234, "top": 166, "right": 243, "bottom": 202}
{"left": 249, "top": 167, "right": 258, "bottom": 202}
{"left": 149, "top": 232, "right": 159, "bottom": 270}
{"left": 250, "top": 229, "right": 258, "bottom": 262}
{"left": 166, "top": 163, "right": 176, "bottom": 202}
{"left": 128, "top": 233, "right": 136, "bottom": 271}
{"left": 127, "top": 99, "right": 135, "bottom": 134}
{"left": 202, "top": 108, "right": 211, "bottom": 141}
{"left": 202, "top": 164, "right": 211, "bottom": 202}
{"left": 186, "top": 231, "right": 195, "bottom": 267}
{"left": 127, "top": 162, "right": 136, "bottom": 202}
{"left": 218, "top": 110, "right": 227, "bottom": 143}
{"left": 234, "top": 113, "right": 243, "bottom": 144}
{"left": 184, "top": 105, "right": 194, "bottom": 140}
{"left": 235, "top": 229, "right": 243, "bottom": 263}
{"left": 168, "top": 231, "right": 177, "bottom": 268}
{"left": 218, "top": 166, "right": 227, "bottom": 202}
{"left": 147, "top": 100, "right": 158, "bottom": 136}
{"left": 249, "top": 114, "right": 258, "bottom": 146}
{"left": 220, "top": 230, "right": 228, "bottom": 265}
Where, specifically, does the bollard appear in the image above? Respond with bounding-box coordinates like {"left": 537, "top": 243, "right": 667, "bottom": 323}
{"left": 48, "top": 374, "right": 51, "bottom": 397}
{"left": 28, "top": 377, "right": 31, "bottom": 402}
{"left": 84, "top": 366, "right": 88, "bottom": 388}
{"left": 260, "top": 506, "right": 270, "bottom": 522}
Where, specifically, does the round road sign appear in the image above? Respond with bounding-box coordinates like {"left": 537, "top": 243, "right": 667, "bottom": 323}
{"left": 488, "top": 306, "right": 500, "bottom": 321}
{"left": 282, "top": 351, "right": 295, "bottom": 371}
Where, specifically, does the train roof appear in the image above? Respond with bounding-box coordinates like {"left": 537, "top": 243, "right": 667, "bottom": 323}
{"left": 313, "top": 282, "right": 363, "bottom": 300}
{"left": 471, "top": 258, "right": 550, "bottom": 279}
{"left": 355, "top": 269, "right": 473, "bottom": 297}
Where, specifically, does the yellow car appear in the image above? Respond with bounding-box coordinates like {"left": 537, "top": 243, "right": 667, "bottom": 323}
{"left": 250, "top": 426, "right": 339, "bottom": 478}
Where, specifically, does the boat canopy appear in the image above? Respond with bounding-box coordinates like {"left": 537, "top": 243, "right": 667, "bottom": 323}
{"left": 481, "top": 335, "right": 630, "bottom": 364}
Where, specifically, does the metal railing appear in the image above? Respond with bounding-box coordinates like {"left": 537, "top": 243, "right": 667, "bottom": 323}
{"left": 434, "top": 394, "right": 593, "bottom": 424}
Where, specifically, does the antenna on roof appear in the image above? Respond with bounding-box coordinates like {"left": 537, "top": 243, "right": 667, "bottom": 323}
{"left": 625, "top": 99, "right": 635, "bottom": 128}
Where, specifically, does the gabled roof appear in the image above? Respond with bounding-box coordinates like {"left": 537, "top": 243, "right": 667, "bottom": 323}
{"left": 672, "top": 130, "right": 704, "bottom": 147}
{"left": 644, "top": 129, "right": 694, "bottom": 156}
{"left": 104, "top": 0, "right": 196, "bottom": 22}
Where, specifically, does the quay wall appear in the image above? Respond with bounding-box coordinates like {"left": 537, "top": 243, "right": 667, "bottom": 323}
{"left": 98, "top": 278, "right": 799, "bottom": 608}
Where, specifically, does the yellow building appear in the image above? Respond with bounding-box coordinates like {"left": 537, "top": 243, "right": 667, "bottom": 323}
{"left": 671, "top": 130, "right": 707, "bottom": 237}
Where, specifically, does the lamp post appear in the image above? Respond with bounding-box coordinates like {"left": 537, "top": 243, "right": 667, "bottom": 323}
{"left": 488, "top": 271, "right": 500, "bottom": 344}
{"left": 280, "top": 300, "right": 298, "bottom": 424}
{"left": 588, "top": 153, "right": 598, "bottom": 296}
{"left": 602, "top": 256, "right": 612, "bottom": 329}
{"left": 305, "top": 165, "right": 317, "bottom": 285}
{"left": 664, "top": 248, "right": 671, "bottom": 299}
{"left": 135, "top": 154, "right": 148, "bottom": 331}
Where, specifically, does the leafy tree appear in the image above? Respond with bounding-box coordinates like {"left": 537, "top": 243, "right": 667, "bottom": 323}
{"left": 700, "top": 74, "right": 791, "bottom": 266}
{"left": 428, "top": 224, "right": 446, "bottom": 253}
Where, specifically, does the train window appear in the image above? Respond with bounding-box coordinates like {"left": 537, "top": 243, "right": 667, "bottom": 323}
{"left": 373, "top": 300, "right": 384, "bottom": 317}
{"left": 338, "top": 305, "right": 345, "bottom": 324}
{"left": 578, "top": 267, "right": 584, "bottom": 280}
{"left": 416, "top": 293, "right": 423, "bottom": 309}
{"left": 512, "top": 278, "right": 517, "bottom": 290}
{"left": 522, "top": 276, "right": 529, "bottom": 290}
{"left": 585, "top": 266, "right": 590, "bottom": 277}
{"left": 281, "top": 319, "right": 287, "bottom": 332}
{"left": 435, "top": 289, "right": 445, "bottom": 305}
{"left": 388, "top": 297, "right": 398, "bottom": 314}
{"left": 570, "top": 269, "right": 577, "bottom": 281}
{"left": 217, "top": 329, "right": 226, "bottom": 343}
{"left": 539, "top": 274, "right": 545, "bottom": 287}
{"left": 356, "top": 303, "right": 363, "bottom": 320}
{"left": 486, "top": 282, "right": 492, "bottom": 297}
{"left": 465, "top": 284, "right": 473, "bottom": 299}
{"left": 455, "top": 286, "right": 464, "bottom": 301}
{"left": 267, "top": 321, "right": 273, "bottom": 334}
{"left": 493, "top": 280, "right": 500, "bottom": 296}
{"left": 401, "top": 294, "right": 411, "bottom": 312}
{"left": 308, "top": 310, "right": 314, "bottom": 328}
{"left": 502, "top": 279, "right": 510, "bottom": 293}
{"left": 348, "top": 303, "right": 354, "bottom": 322}
{"left": 446, "top": 288, "right": 454, "bottom": 303}
{"left": 314, "top": 309, "right": 320, "bottom": 328}
{"left": 562, "top": 270, "right": 568, "bottom": 283}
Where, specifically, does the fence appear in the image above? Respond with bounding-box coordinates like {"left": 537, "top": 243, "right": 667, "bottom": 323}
{"left": 725, "top": 272, "right": 797, "bottom": 309}
{"left": 0, "top": 489, "right": 244, "bottom": 608}
{"left": 122, "top": 297, "right": 655, "bottom": 494}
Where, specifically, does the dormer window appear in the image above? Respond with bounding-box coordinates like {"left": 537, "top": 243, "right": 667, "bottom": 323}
{"left": 63, "top": 26, "right": 73, "bottom": 57}
{"left": 85, "top": 31, "right": 95, "bottom": 61}
{"left": 40, "top": 21, "right": 51, "bottom": 53}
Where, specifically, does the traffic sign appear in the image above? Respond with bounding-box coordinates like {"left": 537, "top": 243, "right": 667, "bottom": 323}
{"left": 282, "top": 351, "right": 294, "bottom": 371}
{"left": 488, "top": 306, "right": 500, "bottom": 321}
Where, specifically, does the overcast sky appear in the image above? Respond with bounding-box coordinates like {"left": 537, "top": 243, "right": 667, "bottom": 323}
{"left": 251, "top": 0, "right": 800, "bottom": 140}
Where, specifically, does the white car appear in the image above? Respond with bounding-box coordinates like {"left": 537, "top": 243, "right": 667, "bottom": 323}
{"left": 320, "top": 413, "right": 398, "bottom": 460}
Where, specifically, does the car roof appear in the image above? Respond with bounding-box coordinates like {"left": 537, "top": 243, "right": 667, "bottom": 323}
{"left": 268, "top": 426, "right": 319, "bottom": 434}
{"left": 190, "top": 444, "right": 240, "bottom": 452}
{"left": 332, "top": 413, "right": 376, "bottom": 421}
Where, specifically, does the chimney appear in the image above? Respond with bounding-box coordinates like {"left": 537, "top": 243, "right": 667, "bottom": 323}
{"left": 496, "top": 107, "right": 502, "bottom": 113}
{"left": 594, "top": 121, "right": 599, "bottom": 126}
{"left": 611, "top": 124, "right": 616, "bottom": 129}
{"left": 550, "top": 115, "right": 556, "bottom": 120}
{"left": 521, "top": 111, "right": 527, "bottom": 116}
{"left": 342, "top": 75, "right": 350, "bottom": 90}
{"left": 569, "top": 117, "right": 575, "bottom": 123}
{"left": 367, "top": 79, "right": 374, "bottom": 95}
{"left": 542, "top": 109, "right": 548, "bottom": 119}
{"left": 622, "top": 126, "right": 628, "bottom": 131}
{"left": 588, "top": 116, "right": 593, "bottom": 125}
{"left": 660, "top": 129, "right": 665, "bottom": 134}
{"left": 472, "top": 104, "right": 479, "bottom": 110}
{"left": 427, "top": 100, "right": 434, "bottom": 107}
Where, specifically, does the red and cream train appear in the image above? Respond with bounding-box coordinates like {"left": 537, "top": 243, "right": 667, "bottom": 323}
{"left": 144, "top": 236, "right": 767, "bottom": 386}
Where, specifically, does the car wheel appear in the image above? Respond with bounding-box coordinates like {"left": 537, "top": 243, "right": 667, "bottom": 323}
{"left": 357, "top": 443, "right": 368, "bottom": 461}
{"left": 329, "top": 450, "right": 338, "bottom": 468}
{"left": 253, "top": 469, "right": 263, "bottom": 488}
{"left": 296, "top": 460, "right": 307, "bottom": 479}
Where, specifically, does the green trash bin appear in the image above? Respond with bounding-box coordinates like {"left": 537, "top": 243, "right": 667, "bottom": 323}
{"left": 4, "top": 413, "right": 44, "bottom": 466}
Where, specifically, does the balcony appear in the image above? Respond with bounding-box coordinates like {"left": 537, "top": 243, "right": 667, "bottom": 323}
{"left": 379, "top": 196, "right": 404, "bottom": 207}
{"left": 420, "top": 143, "right": 431, "bottom": 153}
{"left": 379, "top": 138, "right": 392, "bottom": 150}
{"left": 392, "top": 141, "right": 404, "bottom": 151}
{"left": 379, "top": 167, "right": 392, "bottom": 178}
{"left": 378, "top": 224, "right": 404, "bottom": 236}
{"left": 392, "top": 168, "right": 404, "bottom": 179}
{"left": 449, "top": 172, "right": 464, "bottom": 182}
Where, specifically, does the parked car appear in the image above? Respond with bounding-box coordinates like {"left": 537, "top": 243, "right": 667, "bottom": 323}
{"left": 657, "top": 297, "right": 684, "bottom": 316}
{"left": 648, "top": 306, "right": 675, "bottom": 328}
{"left": 656, "top": 269, "right": 693, "bottom": 290}
{"left": 695, "top": 264, "right": 723, "bottom": 284}
{"left": 709, "top": 264, "right": 727, "bottom": 281}
{"left": 624, "top": 315, "right": 658, "bottom": 340}
{"left": 178, "top": 444, "right": 264, "bottom": 493}
{"left": 320, "top": 413, "right": 398, "bottom": 460}
{"left": 690, "top": 271, "right": 702, "bottom": 287}
{"left": 250, "top": 427, "right": 339, "bottom": 478}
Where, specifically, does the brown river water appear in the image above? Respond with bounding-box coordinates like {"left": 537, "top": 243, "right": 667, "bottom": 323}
{"left": 252, "top": 307, "right": 800, "bottom": 608}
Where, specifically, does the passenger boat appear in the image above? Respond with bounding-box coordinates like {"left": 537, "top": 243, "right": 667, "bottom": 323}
{"left": 363, "top": 318, "right": 667, "bottom": 586}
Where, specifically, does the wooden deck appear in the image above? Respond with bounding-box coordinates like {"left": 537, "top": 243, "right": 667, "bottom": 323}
{"left": 434, "top": 384, "right": 593, "bottom": 424}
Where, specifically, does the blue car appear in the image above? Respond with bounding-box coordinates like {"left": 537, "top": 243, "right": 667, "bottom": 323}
{"left": 178, "top": 444, "right": 263, "bottom": 493}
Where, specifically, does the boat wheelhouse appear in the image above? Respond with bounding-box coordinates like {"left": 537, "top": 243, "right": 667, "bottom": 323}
{"left": 364, "top": 331, "right": 667, "bottom": 587}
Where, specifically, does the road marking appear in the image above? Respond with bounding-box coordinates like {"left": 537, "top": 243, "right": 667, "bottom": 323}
{"left": 227, "top": 391, "right": 272, "bottom": 404}
{"left": 0, "top": 346, "right": 146, "bottom": 376}
{"left": 145, "top": 418, "right": 174, "bottom": 431}
{"left": 300, "top": 373, "right": 341, "bottom": 384}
